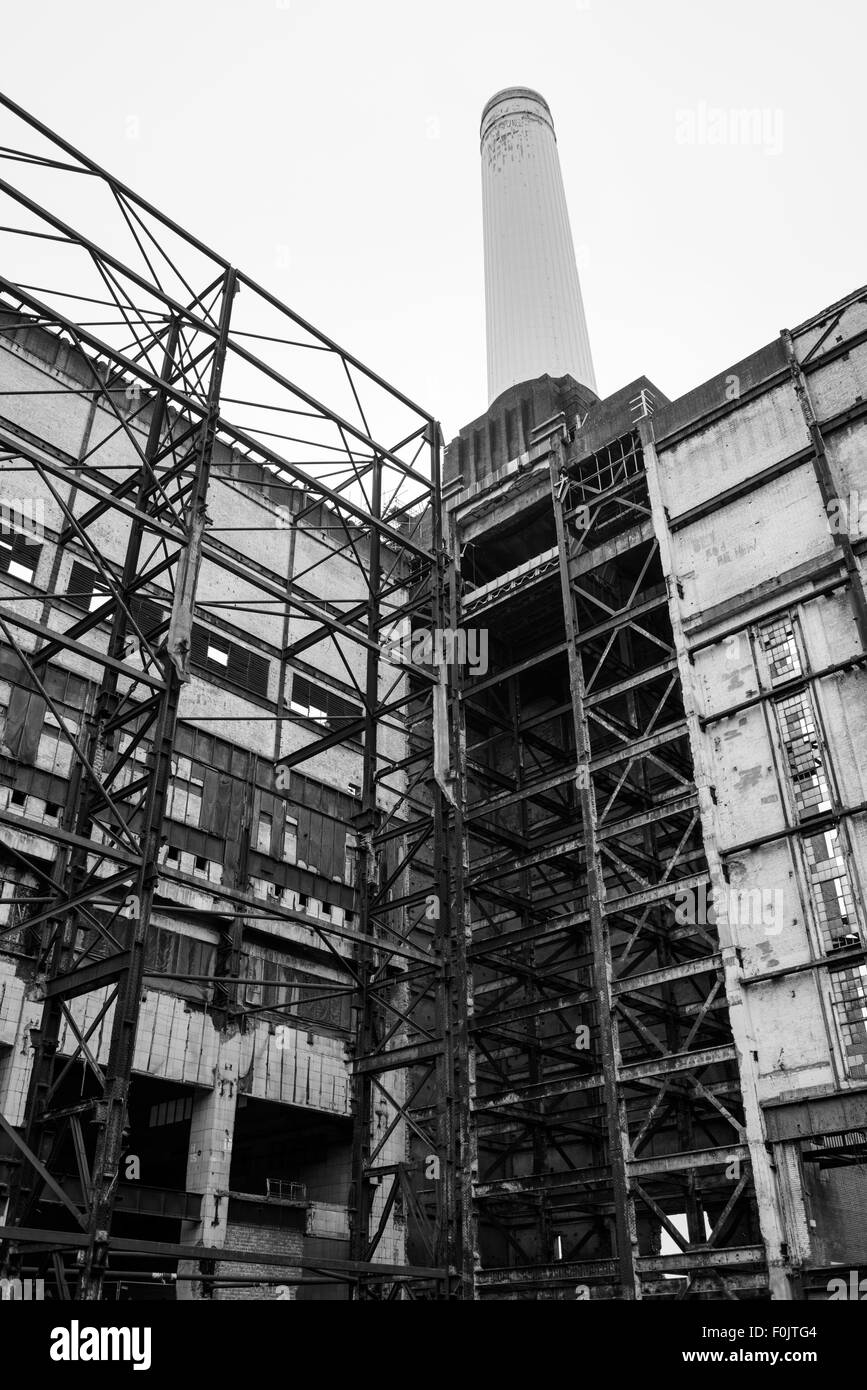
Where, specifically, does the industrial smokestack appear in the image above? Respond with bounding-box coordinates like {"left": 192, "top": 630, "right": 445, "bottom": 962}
{"left": 481, "top": 88, "right": 598, "bottom": 404}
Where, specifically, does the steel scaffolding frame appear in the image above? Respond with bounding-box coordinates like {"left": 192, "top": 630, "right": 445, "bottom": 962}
{"left": 0, "top": 93, "right": 469, "bottom": 1299}
{"left": 452, "top": 417, "right": 769, "bottom": 1299}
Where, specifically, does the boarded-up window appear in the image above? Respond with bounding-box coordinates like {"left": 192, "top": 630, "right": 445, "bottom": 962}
{"left": 295, "top": 805, "right": 345, "bottom": 879}
{"left": 144, "top": 927, "right": 216, "bottom": 1001}
{"left": 2, "top": 684, "right": 47, "bottom": 764}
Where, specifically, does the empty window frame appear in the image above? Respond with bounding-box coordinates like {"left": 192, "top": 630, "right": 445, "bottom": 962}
{"left": 0, "top": 876, "right": 40, "bottom": 953}
{"left": 109, "top": 732, "right": 150, "bottom": 792}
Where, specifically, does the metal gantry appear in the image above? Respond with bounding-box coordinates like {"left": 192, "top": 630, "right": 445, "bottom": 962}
{"left": 0, "top": 92, "right": 468, "bottom": 1299}
{"left": 452, "top": 417, "right": 768, "bottom": 1299}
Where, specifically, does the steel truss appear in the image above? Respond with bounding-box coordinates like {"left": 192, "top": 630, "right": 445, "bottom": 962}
{"left": 453, "top": 418, "right": 768, "bottom": 1299}
{"left": 0, "top": 93, "right": 468, "bottom": 1298}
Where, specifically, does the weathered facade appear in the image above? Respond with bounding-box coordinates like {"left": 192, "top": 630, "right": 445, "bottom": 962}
{"left": 440, "top": 284, "right": 867, "bottom": 1298}
{"left": 1, "top": 87, "right": 865, "bottom": 1303}
{"left": 0, "top": 312, "right": 410, "bottom": 1297}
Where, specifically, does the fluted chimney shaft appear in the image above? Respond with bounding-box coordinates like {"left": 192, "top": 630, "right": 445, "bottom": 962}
{"left": 481, "top": 88, "right": 597, "bottom": 403}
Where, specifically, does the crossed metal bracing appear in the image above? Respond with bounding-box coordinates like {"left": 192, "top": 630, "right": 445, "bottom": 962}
{"left": 0, "top": 93, "right": 467, "bottom": 1298}
{"left": 454, "top": 427, "right": 768, "bottom": 1299}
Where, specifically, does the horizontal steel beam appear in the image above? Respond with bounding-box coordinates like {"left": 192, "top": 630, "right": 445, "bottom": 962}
{"left": 0, "top": 1226, "right": 448, "bottom": 1281}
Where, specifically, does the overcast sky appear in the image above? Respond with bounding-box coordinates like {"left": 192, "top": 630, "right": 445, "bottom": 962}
{"left": 4, "top": 0, "right": 866, "bottom": 440}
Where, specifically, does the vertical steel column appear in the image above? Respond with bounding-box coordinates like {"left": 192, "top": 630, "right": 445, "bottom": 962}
{"left": 446, "top": 499, "right": 480, "bottom": 1299}
{"left": 548, "top": 436, "right": 641, "bottom": 1299}
{"left": 347, "top": 455, "right": 383, "bottom": 1289}
{"left": 77, "top": 268, "right": 237, "bottom": 1297}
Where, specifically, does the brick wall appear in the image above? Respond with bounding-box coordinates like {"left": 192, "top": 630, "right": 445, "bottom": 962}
{"left": 213, "top": 1202, "right": 306, "bottom": 1301}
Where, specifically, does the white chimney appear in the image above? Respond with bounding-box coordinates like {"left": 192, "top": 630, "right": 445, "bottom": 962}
{"left": 481, "top": 87, "right": 597, "bottom": 404}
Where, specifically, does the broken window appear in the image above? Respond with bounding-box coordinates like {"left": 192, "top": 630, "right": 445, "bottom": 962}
{"left": 774, "top": 689, "right": 832, "bottom": 818}
{"left": 190, "top": 625, "right": 269, "bottom": 698}
{"left": 243, "top": 947, "right": 351, "bottom": 1031}
{"left": 343, "top": 832, "right": 357, "bottom": 886}
{"left": 0, "top": 526, "right": 41, "bottom": 584}
{"left": 0, "top": 875, "right": 40, "bottom": 954}
{"left": 37, "top": 722, "right": 74, "bottom": 778}
{"left": 66, "top": 559, "right": 111, "bottom": 614}
{"left": 144, "top": 927, "right": 216, "bottom": 998}
{"left": 828, "top": 964, "right": 867, "bottom": 1081}
{"left": 290, "top": 674, "right": 361, "bottom": 733}
{"left": 206, "top": 638, "right": 229, "bottom": 667}
{"left": 283, "top": 817, "right": 298, "bottom": 863}
{"left": 759, "top": 615, "right": 802, "bottom": 685}
{"left": 804, "top": 830, "right": 861, "bottom": 953}
{"left": 167, "top": 765, "right": 204, "bottom": 827}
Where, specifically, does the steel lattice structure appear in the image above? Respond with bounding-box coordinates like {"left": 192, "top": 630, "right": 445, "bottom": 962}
{"left": 0, "top": 90, "right": 820, "bottom": 1306}
{"left": 451, "top": 415, "right": 773, "bottom": 1299}
{"left": 0, "top": 92, "right": 471, "bottom": 1299}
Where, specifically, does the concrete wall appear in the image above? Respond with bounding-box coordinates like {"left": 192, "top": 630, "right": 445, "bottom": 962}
{"left": 647, "top": 284, "right": 867, "bottom": 1282}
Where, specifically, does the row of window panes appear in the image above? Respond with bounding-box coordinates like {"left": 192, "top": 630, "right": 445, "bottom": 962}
{"left": 774, "top": 689, "right": 832, "bottom": 818}
{"left": 760, "top": 616, "right": 802, "bottom": 685}
{"left": 256, "top": 813, "right": 297, "bottom": 861}
{"left": 757, "top": 620, "right": 867, "bottom": 1078}
{"left": 829, "top": 964, "right": 867, "bottom": 1080}
{"left": 803, "top": 829, "right": 861, "bottom": 952}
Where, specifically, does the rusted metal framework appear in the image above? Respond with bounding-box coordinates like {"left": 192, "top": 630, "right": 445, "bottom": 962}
{"left": 0, "top": 93, "right": 468, "bottom": 1298}
{"left": 453, "top": 416, "right": 768, "bottom": 1299}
